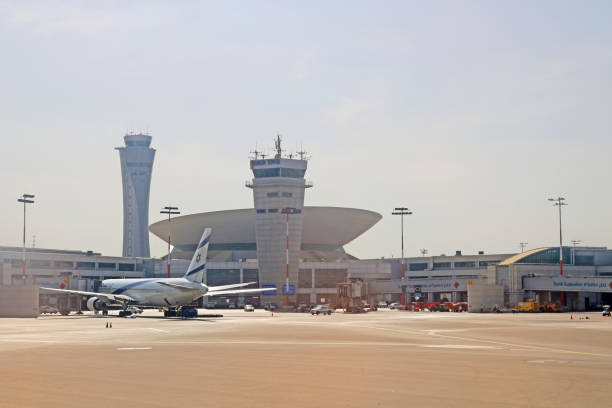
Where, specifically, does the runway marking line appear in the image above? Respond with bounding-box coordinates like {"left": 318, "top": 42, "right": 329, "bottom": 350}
{"left": 117, "top": 347, "right": 152, "bottom": 351}
{"left": 345, "top": 323, "right": 612, "bottom": 358}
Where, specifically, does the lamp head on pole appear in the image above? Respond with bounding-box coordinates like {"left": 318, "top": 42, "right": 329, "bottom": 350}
{"left": 160, "top": 205, "right": 180, "bottom": 215}
{"left": 18, "top": 193, "right": 35, "bottom": 204}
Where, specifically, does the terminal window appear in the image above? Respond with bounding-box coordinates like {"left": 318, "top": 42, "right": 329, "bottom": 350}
{"left": 253, "top": 168, "right": 280, "bottom": 178}
{"left": 409, "top": 263, "right": 428, "bottom": 271}
{"left": 267, "top": 208, "right": 278, "bottom": 213}
{"left": 280, "top": 168, "right": 306, "bottom": 178}
{"left": 98, "top": 262, "right": 117, "bottom": 269}
{"left": 282, "top": 192, "right": 293, "bottom": 197}
{"left": 454, "top": 261, "right": 476, "bottom": 268}
{"left": 267, "top": 192, "right": 279, "bottom": 197}
{"left": 76, "top": 261, "right": 95, "bottom": 269}
{"left": 256, "top": 209, "right": 266, "bottom": 214}
{"left": 433, "top": 262, "right": 451, "bottom": 269}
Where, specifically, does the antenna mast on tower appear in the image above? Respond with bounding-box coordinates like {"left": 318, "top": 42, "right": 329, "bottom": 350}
{"left": 274, "top": 134, "right": 283, "bottom": 159}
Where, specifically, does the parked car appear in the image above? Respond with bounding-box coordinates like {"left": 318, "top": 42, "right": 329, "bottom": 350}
{"left": 311, "top": 305, "right": 332, "bottom": 315}
{"left": 39, "top": 305, "right": 59, "bottom": 314}
{"left": 377, "top": 301, "right": 388, "bottom": 308}
{"left": 126, "top": 306, "right": 143, "bottom": 314}
{"left": 244, "top": 304, "right": 255, "bottom": 312}
{"left": 388, "top": 302, "right": 400, "bottom": 310}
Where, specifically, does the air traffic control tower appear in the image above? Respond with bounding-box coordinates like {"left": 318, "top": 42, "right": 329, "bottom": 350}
{"left": 116, "top": 133, "right": 156, "bottom": 258}
{"left": 247, "top": 136, "right": 311, "bottom": 305}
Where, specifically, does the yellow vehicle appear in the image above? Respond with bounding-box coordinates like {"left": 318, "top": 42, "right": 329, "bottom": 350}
{"left": 539, "top": 301, "right": 561, "bottom": 313}
{"left": 518, "top": 301, "right": 539, "bottom": 312}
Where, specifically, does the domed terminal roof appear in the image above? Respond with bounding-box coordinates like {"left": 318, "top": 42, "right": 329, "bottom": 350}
{"left": 149, "top": 206, "right": 381, "bottom": 252}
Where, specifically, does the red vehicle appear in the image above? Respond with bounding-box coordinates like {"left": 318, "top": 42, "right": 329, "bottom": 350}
{"left": 452, "top": 302, "right": 468, "bottom": 312}
{"left": 411, "top": 301, "right": 424, "bottom": 311}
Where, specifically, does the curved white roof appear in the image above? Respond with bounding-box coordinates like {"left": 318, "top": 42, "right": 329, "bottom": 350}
{"left": 149, "top": 206, "right": 381, "bottom": 249}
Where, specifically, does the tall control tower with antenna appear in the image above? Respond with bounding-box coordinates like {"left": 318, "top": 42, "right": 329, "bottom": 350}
{"left": 247, "top": 135, "right": 311, "bottom": 306}
{"left": 116, "top": 133, "right": 155, "bottom": 258}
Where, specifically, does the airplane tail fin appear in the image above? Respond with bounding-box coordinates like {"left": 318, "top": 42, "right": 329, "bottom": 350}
{"left": 183, "top": 228, "right": 211, "bottom": 283}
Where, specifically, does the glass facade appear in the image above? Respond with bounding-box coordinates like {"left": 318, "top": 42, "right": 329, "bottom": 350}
{"left": 409, "top": 263, "right": 428, "bottom": 271}
{"left": 118, "top": 263, "right": 135, "bottom": 271}
{"left": 298, "top": 269, "right": 312, "bottom": 288}
{"left": 454, "top": 261, "right": 476, "bottom": 268}
{"left": 314, "top": 269, "right": 347, "bottom": 288}
{"left": 574, "top": 255, "right": 594, "bottom": 266}
{"left": 433, "top": 262, "right": 451, "bottom": 269}
{"left": 243, "top": 269, "right": 259, "bottom": 286}
{"left": 252, "top": 168, "right": 306, "bottom": 178}
{"left": 516, "top": 247, "right": 571, "bottom": 265}
{"left": 207, "top": 269, "right": 240, "bottom": 286}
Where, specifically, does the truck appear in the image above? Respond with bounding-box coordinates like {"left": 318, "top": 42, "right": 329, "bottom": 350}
{"left": 518, "top": 301, "right": 539, "bottom": 312}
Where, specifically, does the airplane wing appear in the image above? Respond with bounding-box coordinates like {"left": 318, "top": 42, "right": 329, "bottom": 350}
{"left": 207, "top": 287, "right": 277, "bottom": 296}
{"left": 156, "top": 281, "right": 199, "bottom": 291}
{"left": 207, "top": 282, "right": 257, "bottom": 291}
{"left": 39, "top": 287, "right": 134, "bottom": 303}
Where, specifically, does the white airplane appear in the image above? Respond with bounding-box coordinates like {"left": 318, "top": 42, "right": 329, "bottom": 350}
{"left": 41, "top": 228, "right": 274, "bottom": 316}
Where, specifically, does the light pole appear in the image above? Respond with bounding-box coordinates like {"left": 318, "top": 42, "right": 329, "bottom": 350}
{"left": 17, "top": 194, "right": 35, "bottom": 281}
{"left": 571, "top": 240, "right": 581, "bottom": 265}
{"left": 160, "top": 206, "right": 180, "bottom": 278}
{"left": 392, "top": 207, "right": 412, "bottom": 305}
{"left": 282, "top": 207, "right": 298, "bottom": 306}
{"left": 548, "top": 197, "right": 567, "bottom": 305}
{"left": 519, "top": 242, "right": 528, "bottom": 253}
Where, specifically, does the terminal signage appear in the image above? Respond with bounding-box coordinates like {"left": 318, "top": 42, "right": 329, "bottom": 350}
{"left": 282, "top": 284, "right": 296, "bottom": 296}
{"left": 261, "top": 284, "right": 277, "bottom": 296}
{"left": 523, "top": 277, "right": 612, "bottom": 292}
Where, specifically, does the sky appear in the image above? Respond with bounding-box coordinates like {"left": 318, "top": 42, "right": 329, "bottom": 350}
{"left": 0, "top": 0, "right": 611, "bottom": 259}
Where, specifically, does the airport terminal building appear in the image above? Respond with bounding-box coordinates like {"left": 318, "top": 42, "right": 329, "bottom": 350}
{"left": 3, "top": 243, "right": 612, "bottom": 311}
{"left": 3, "top": 135, "right": 612, "bottom": 312}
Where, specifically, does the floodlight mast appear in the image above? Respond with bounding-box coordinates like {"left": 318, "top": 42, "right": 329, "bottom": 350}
{"left": 548, "top": 197, "right": 567, "bottom": 305}
{"left": 519, "top": 242, "right": 528, "bottom": 253}
{"left": 160, "top": 206, "right": 180, "bottom": 278}
{"left": 17, "top": 194, "right": 35, "bottom": 281}
{"left": 392, "top": 207, "right": 412, "bottom": 306}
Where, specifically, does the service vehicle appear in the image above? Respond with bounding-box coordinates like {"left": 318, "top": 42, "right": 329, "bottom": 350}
{"left": 518, "top": 301, "right": 539, "bottom": 312}
{"left": 39, "top": 305, "right": 59, "bottom": 314}
{"left": 377, "top": 301, "right": 388, "bottom": 308}
{"left": 244, "top": 304, "right": 255, "bottom": 312}
{"left": 603, "top": 305, "right": 611, "bottom": 316}
{"left": 181, "top": 307, "right": 198, "bottom": 318}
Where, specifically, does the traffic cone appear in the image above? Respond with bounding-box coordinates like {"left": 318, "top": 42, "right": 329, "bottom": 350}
{"left": 570, "top": 315, "right": 573, "bottom": 320}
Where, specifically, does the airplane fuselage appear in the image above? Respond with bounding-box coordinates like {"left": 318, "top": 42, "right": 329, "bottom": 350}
{"left": 100, "top": 278, "right": 207, "bottom": 307}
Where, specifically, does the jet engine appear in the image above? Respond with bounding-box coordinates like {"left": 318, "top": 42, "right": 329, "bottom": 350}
{"left": 87, "top": 297, "right": 107, "bottom": 312}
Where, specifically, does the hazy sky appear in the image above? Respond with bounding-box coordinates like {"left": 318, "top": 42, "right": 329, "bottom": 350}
{"left": 1, "top": 1, "right": 611, "bottom": 259}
